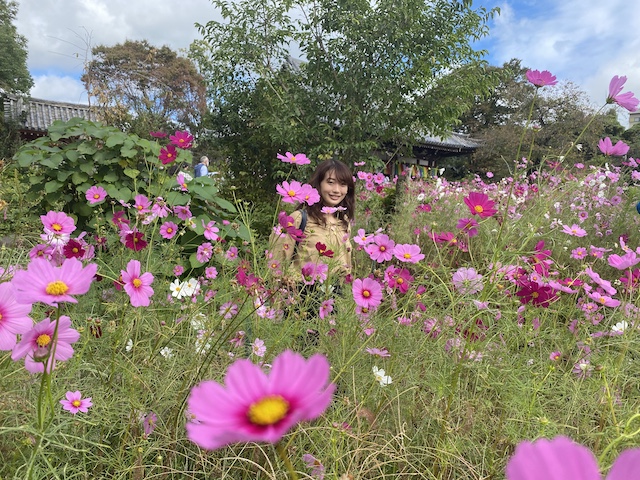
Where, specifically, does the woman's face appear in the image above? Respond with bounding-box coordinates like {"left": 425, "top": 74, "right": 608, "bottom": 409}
{"left": 319, "top": 170, "right": 348, "bottom": 207}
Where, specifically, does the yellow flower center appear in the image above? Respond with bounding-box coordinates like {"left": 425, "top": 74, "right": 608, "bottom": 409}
{"left": 291, "top": 156, "right": 297, "bottom": 163}
{"left": 396, "top": 278, "right": 404, "bottom": 284}
{"left": 167, "top": 227, "right": 173, "bottom": 233}
{"left": 474, "top": 205, "right": 484, "bottom": 214}
{"left": 72, "top": 399, "right": 82, "bottom": 407}
{"left": 52, "top": 223, "right": 62, "bottom": 232}
{"left": 133, "top": 278, "right": 142, "bottom": 288}
{"left": 247, "top": 395, "right": 289, "bottom": 425}
{"left": 93, "top": 193, "right": 100, "bottom": 199}
{"left": 379, "top": 246, "right": 386, "bottom": 252}
{"left": 287, "top": 190, "right": 296, "bottom": 197}
{"left": 72, "top": 247, "right": 79, "bottom": 253}
{"left": 403, "top": 253, "right": 411, "bottom": 259}
{"left": 531, "top": 292, "right": 539, "bottom": 299}
{"left": 46, "top": 280, "right": 69, "bottom": 296}
{"left": 36, "top": 333, "right": 51, "bottom": 347}
{"left": 362, "top": 290, "right": 371, "bottom": 298}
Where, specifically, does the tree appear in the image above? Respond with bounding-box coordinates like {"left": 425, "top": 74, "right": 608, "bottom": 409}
{"left": 452, "top": 59, "right": 614, "bottom": 179}
{"left": 82, "top": 40, "right": 207, "bottom": 136}
{"left": 190, "top": 0, "right": 501, "bottom": 199}
{"left": 0, "top": 0, "right": 33, "bottom": 95}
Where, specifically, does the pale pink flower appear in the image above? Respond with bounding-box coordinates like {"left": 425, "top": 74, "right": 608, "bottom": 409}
{"left": 562, "top": 224, "right": 587, "bottom": 237}
{"left": 525, "top": 69, "right": 558, "bottom": 88}
{"left": 251, "top": 338, "right": 266, "bottom": 357}
{"left": 598, "top": 137, "right": 630, "bottom": 156}
{"left": 60, "top": 391, "right": 93, "bottom": 414}
{"left": 203, "top": 220, "right": 220, "bottom": 241}
{"left": 608, "top": 251, "right": 640, "bottom": 270}
{"left": 133, "top": 194, "right": 152, "bottom": 215}
{"left": 277, "top": 152, "right": 311, "bottom": 165}
{"left": 41, "top": 211, "right": 76, "bottom": 236}
{"left": 121, "top": 259, "right": 154, "bottom": 307}
{"left": 159, "top": 221, "right": 178, "bottom": 239}
{"left": 352, "top": 277, "right": 383, "bottom": 310}
{"left": 0, "top": 282, "right": 33, "bottom": 350}
{"left": 299, "top": 184, "right": 320, "bottom": 206}
{"left": 365, "top": 234, "right": 395, "bottom": 263}
{"left": 393, "top": 243, "right": 424, "bottom": 263}
{"left": 276, "top": 180, "right": 305, "bottom": 204}
{"left": 607, "top": 75, "right": 640, "bottom": 112}
{"left": 85, "top": 186, "right": 107, "bottom": 205}
{"left": 452, "top": 267, "right": 484, "bottom": 295}
{"left": 197, "top": 242, "right": 214, "bottom": 263}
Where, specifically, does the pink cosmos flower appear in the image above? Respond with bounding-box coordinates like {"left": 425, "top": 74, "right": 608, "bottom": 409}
{"left": 598, "top": 137, "right": 630, "bottom": 156}
{"left": 571, "top": 247, "right": 588, "bottom": 260}
{"left": 176, "top": 173, "right": 189, "bottom": 191}
{"left": 584, "top": 267, "right": 617, "bottom": 295}
{"left": 456, "top": 217, "right": 479, "bottom": 237}
{"left": 185, "top": 350, "right": 335, "bottom": 450}
{"left": 516, "top": 281, "right": 556, "bottom": 307}
{"left": 173, "top": 205, "right": 192, "bottom": 221}
{"left": 452, "top": 267, "right": 484, "bottom": 295}
{"left": 225, "top": 246, "right": 239, "bottom": 261}
{"left": 142, "top": 411, "right": 158, "bottom": 437}
{"left": 365, "top": 234, "right": 395, "bottom": 263}
{"left": 549, "top": 351, "right": 562, "bottom": 361}
{"left": 301, "top": 262, "right": 328, "bottom": 285}
{"left": 169, "top": 130, "right": 194, "bottom": 149}
{"left": 608, "top": 250, "right": 640, "bottom": 270}
{"left": 60, "top": 391, "right": 93, "bottom": 414}
{"left": 385, "top": 266, "right": 413, "bottom": 294}
{"left": 299, "top": 183, "right": 320, "bottom": 206}
{"left": 219, "top": 302, "right": 238, "bottom": 319}
{"left": 197, "top": 242, "right": 214, "bottom": 264}
{"left": 393, "top": 243, "right": 424, "bottom": 263}
{"left": 302, "top": 453, "right": 325, "bottom": 479}
{"left": 159, "top": 144, "right": 178, "bottom": 164}
{"left": 525, "top": 69, "right": 558, "bottom": 88}
{"left": 506, "top": 435, "right": 640, "bottom": 480}
{"left": 277, "top": 152, "right": 311, "bottom": 165}
{"left": 133, "top": 194, "right": 152, "bottom": 215}
{"left": 463, "top": 192, "right": 497, "bottom": 218}
{"left": 276, "top": 180, "right": 305, "bottom": 204}
{"left": 562, "top": 224, "right": 587, "bottom": 237}
{"left": 85, "top": 186, "right": 107, "bottom": 205}
{"left": 366, "top": 347, "right": 391, "bottom": 358}
{"left": 11, "top": 315, "right": 80, "bottom": 373}
{"left": 203, "top": 220, "right": 220, "bottom": 241}
{"left": 587, "top": 291, "right": 620, "bottom": 308}
{"left": 205, "top": 266, "right": 218, "bottom": 279}
{"left": 11, "top": 257, "right": 97, "bottom": 306}
{"left": 159, "top": 221, "right": 178, "bottom": 240}
{"left": 41, "top": 211, "right": 76, "bottom": 236}
{"left": 151, "top": 197, "right": 171, "bottom": 218}
{"left": 607, "top": 75, "right": 640, "bottom": 112}
{"left": 62, "top": 239, "right": 85, "bottom": 259}
{"left": 352, "top": 277, "right": 383, "bottom": 310}
{"left": 251, "top": 338, "right": 266, "bottom": 357}
{"left": 121, "top": 259, "right": 154, "bottom": 307}
{"left": 353, "top": 229, "right": 373, "bottom": 247}
{"left": 0, "top": 282, "right": 33, "bottom": 350}
{"left": 319, "top": 299, "right": 334, "bottom": 319}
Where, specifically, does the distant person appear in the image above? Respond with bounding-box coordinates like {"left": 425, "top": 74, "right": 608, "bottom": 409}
{"left": 194, "top": 156, "right": 209, "bottom": 178}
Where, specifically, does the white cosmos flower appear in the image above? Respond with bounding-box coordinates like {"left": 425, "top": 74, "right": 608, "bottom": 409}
{"left": 159, "top": 346, "right": 174, "bottom": 358}
{"left": 611, "top": 321, "right": 628, "bottom": 334}
{"left": 169, "top": 279, "right": 187, "bottom": 299}
{"left": 372, "top": 366, "right": 392, "bottom": 387}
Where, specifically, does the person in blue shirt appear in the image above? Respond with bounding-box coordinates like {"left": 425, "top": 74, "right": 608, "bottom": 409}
{"left": 195, "top": 156, "right": 209, "bottom": 178}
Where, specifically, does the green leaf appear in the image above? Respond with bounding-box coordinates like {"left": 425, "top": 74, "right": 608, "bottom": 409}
{"left": 16, "top": 152, "right": 37, "bottom": 167}
{"left": 105, "top": 132, "right": 128, "bottom": 148}
{"left": 79, "top": 161, "right": 95, "bottom": 174}
{"left": 212, "top": 196, "right": 237, "bottom": 213}
{"left": 28, "top": 175, "right": 45, "bottom": 185}
{"left": 123, "top": 168, "right": 140, "bottom": 179}
{"left": 78, "top": 142, "right": 98, "bottom": 155}
{"left": 72, "top": 171, "right": 89, "bottom": 185}
{"left": 103, "top": 171, "right": 118, "bottom": 182}
{"left": 44, "top": 179, "right": 63, "bottom": 194}
{"left": 120, "top": 147, "right": 138, "bottom": 158}
{"left": 41, "top": 153, "right": 64, "bottom": 169}
{"left": 57, "top": 170, "right": 73, "bottom": 182}
{"left": 189, "top": 252, "right": 204, "bottom": 269}
{"left": 165, "top": 191, "right": 190, "bottom": 206}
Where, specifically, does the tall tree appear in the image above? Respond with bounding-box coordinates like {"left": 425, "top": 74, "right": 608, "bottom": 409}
{"left": 82, "top": 40, "right": 207, "bottom": 135}
{"left": 190, "top": 0, "right": 501, "bottom": 198}
{"left": 0, "top": 0, "right": 33, "bottom": 95}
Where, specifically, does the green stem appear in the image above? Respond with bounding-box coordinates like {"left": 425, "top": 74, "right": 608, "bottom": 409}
{"left": 276, "top": 442, "right": 299, "bottom": 480}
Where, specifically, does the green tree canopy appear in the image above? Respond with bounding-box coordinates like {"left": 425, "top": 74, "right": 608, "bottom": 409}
{"left": 82, "top": 40, "right": 207, "bottom": 136}
{"left": 190, "top": 0, "right": 502, "bottom": 198}
{"left": 0, "top": 0, "right": 33, "bottom": 95}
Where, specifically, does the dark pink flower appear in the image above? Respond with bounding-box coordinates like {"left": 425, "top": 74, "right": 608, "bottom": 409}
{"left": 463, "top": 192, "right": 497, "bottom": 218}
{"left": 169, "top": 130, "right": 193, "bottom": 149}
{"left": 186, "top": 350, "right": 335, "bottom": 450}
{"left": 159, "top": 144, "right": 178, "bottom": 164}
{"left": 124, "top": 232, "right": 147, "bottom": 251}
{"left": 525, "top": 69, "right": 558, "bottom": 88}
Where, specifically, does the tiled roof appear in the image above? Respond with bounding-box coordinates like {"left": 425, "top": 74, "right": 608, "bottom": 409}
{"left": 416, "top": 132, "right": 481, "bottom": 152}
{"left": 3, "top": 95, "right": 97, "bottom": 132}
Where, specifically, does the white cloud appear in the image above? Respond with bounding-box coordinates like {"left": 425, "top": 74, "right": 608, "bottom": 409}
{"left": 30, "top": 74, "right": 88, "bottom": 104}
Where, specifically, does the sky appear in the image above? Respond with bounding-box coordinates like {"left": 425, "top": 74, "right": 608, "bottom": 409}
{"left": 12, "top": 0, "right": 640, "bottom": 126}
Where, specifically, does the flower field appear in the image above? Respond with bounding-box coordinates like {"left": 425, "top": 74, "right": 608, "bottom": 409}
{"left": 1, "top": 74, "right": 640, "bottom": 479}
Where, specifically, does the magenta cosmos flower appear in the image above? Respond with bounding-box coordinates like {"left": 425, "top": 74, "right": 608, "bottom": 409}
{"left": 169, "top": 130, "right": 193, "bottom": 149}
{"left": 159, "top": 143, "right": 178, "bottom": 165}
{"left": 463, "top": 192, "right": 497, "bottom": 219}
{"left": 121, "top": 259, "right": 154, "bottom": 307}
{"left": 352, "top": 277, "right": 383, "bottom": 310}
{"left": 60, "top": 391, "right": 93, "bottom": 414}
{"left": 506, "top": 435, "right": 640, "bottom": 480}
{"left": 85, "top": 186, "right": 108, "bottom": 205}
{"left": 598, "top": 137, "right": 630, "bottom": 156}
{"left": 607, "top": 75, "right": 640, "bottom": 112}
{"left": 0, "top": 282, "right": 33, "bottom": 350}
{"left": 525, "top": 69, "right": 558, "bottom": 88}
{"left": 186, "top": 350, "right": 335, "bottom": 450}
{"left": 41, "top": 211, "right": 76, "bottom": 236}
{"left": 393, "top": 243, "right": 424, "bottom": 263}
{"left": 11, "top": 315, "right": 80, "bottom": 373}
{"left": 277, "top": 152, "right": 311, "bottom": 165}
{"left": 11, "top": 257, "right": 97, "bottom": 306}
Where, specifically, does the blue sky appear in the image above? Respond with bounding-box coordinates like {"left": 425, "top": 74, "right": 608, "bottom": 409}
{"left": 13, "top": 0, "right": 640, "bottom": 125}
